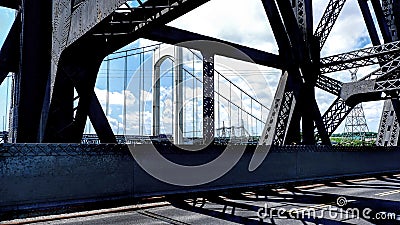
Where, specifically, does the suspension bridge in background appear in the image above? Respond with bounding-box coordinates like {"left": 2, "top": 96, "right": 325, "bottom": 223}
{"left": 1, "top": 0, "right": 400, "bottom": 220}
{"left": 80, "top": 43, "right": 270, "bottom": 145}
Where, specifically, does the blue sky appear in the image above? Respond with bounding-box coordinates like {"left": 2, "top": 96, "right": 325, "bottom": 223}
{"left": 0, "top": 8, "right": 16, "bottom": 131}
{"left": 0, "top": 1, "right": 386, "bottom": 136}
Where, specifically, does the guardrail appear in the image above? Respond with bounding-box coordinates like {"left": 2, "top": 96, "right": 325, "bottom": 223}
{"left": 1, "top": 144, "right": 399, "bottom": 219}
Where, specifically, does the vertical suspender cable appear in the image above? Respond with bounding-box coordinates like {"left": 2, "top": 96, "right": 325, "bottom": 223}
{"left": 192, "top": 52, "right": 195, "bottom": 140}
{"left": 106, "top": 57, "right": 110, "bottom": 117}
{"left": 251, "top": 99, "right": 253, "bottom": 136}
{"left": 124, "top": 51, "right": 127, "bottom": 135}
{"left": 171, "top": 57, "right": 174, "bottom": 136}
{"left": 195, "top": 58, "right": 198, "bottom": 138}
{"left": 138, "top": 49, "right": 142, "bottom": 135}
{"left": 5, "top": 75, "right": 10, "bottom": 131}
{"left": 142, "top": 48, "right": 145, "bottom": 135}
{"left": 229, "top": 83, "right": 232, "bottom": 128}
{"left": 218, "top": 71, "right": 220, "bottom": 132}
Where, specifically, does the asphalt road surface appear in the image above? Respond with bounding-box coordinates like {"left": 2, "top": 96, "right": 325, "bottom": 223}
{"left": 4, "top": 174, "right": 400, "bottom": 225}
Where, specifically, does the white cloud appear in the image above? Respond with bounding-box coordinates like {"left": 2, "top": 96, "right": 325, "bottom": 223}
{"left": 95, "top": 88, "right": 136, "bottom": 106}
{"left": 169, "top": 0, "right": 276, "bottom": 53}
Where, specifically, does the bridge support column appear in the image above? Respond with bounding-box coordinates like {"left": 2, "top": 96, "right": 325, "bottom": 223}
{"left": 377, "top": 100, "right": 400, "bottom": 146}
{"left": 43, "top": 38, "right": 116, "bottom": 143}
{"left": 174, "top": 47, "right": 184, "bottom": 144}
{"left": 153, "top": 64, "right": 161, "bottom": 137}
{"left": 260, "top": 71, "right": 297, "bottom": 146}
{"left": 12, "top": 0, "right": 52, "bottom": 142}
{"left": 203, "top": 52, "right": 214, "bottom": 145}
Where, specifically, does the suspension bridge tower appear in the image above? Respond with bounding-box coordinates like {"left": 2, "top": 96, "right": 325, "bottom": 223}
{"left": 342, "top": 69, "right": 369, "bottom": 141}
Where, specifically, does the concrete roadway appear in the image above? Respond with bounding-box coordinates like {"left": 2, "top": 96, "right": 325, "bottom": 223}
{"left": 4, "top": 174, "right": 400, "bottom": 225}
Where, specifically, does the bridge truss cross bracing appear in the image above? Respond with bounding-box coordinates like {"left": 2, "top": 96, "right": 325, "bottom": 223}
{"left": 0, "top": 0, "right": 400, "bottom": 146}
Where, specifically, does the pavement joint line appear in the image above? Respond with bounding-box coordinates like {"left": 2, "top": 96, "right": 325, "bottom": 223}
{"left": 297, "top": 183, "right": 325, "bottom": 190}
{"left": 348, "top": 177, "right": 377, "bottom": 183}
{"left": 375, "top": 189, "right": 400, "bottom": 197}
{"left": 1, "top": 202, "right": 170, "bottom": 225}
{"left": 138, "top": 210, "right": 191, "bottom": 225}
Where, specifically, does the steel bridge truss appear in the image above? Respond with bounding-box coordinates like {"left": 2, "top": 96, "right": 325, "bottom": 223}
{"left": 1, "top": 0, "right": 400, "bottom": 146}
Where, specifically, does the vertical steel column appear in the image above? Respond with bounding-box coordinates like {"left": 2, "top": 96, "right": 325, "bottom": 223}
{"left": 293, "top": 0, "right": 313, "bottom": 43}
{"left": 43, "top": 36, "right": 116, "bottom": 143}
{"left": 358, "top": 0, "right": 382, "bottom": 46}
{"left": 370, "top": 0, "right": 393, "bottom": 42}
{"left": 375, "top": 1, "right": 400, "bottom": 146}
{"left": 174, "top": 47, "right": 184, "bottom": 144}
{"left": 382, "top": 0, "right": 399, "bottom": 41}
{"left": 376, "top": 100, "right": 399, "bottom": 146}
{"left": 259, "top": 72, "right": 296, "bottom": 146}
{"left": 152, "top": 62, "right": 161, "bottom": 136}
{"left": 202, "top": 52, "right": 214, "bottom": 144}
{"left": 13, "top": 0, "right": 52, "bottom": 142}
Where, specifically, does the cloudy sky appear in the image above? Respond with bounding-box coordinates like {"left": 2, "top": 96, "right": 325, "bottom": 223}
{"left": 0, "top": 0, "right": 386, "bottom": 136}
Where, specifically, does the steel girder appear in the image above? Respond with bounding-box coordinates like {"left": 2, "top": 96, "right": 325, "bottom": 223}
{"left": 320, "top": 40, "right": 400, "bottom": 74}
{"left": 0, "top": 0, "right": 216, "bottom": 142}
{"left": 43, "top": 37, "right": 117, "bottom": 143}
{"left": 371, "top": 0, "right": 393, "bottom": 43}
{"left": 337, "top": 54, "right": 400, "bottom": 105}
{"left": 375, "top": 0, "right": 400, "bottom": 146}
{"left": 316, "top": 0, "right": 400, "bottom": 139}
{"left": 316, "top": 75, "right": 343, "bottom": 96}
{"left": 143, "top": 26, "right": 283, "bottom": 69}
{"left": 358, "top": 0, "right": 381, "bottom": 46}
{"left": 9, "top": 0, "right": 53, "bottom": 142}
{"left": 317, "top": 55, "right": 400, "bottom": 137}
{"left": 320, "top": 98, "right": 353, "bottom": 137}
{"left": 18, "top": 0, "right": 212, "bottom": 143}
{"left": 5, "top": 0, "right": 400, "bottom": 145}
{"left": 259, "top": 72, "right": 296, "bottom": 146}
{"left": 0, "top": 0, "right": 20, "bottom": 9}
{"left": 376, "top": 99, "right": 400, "bottom": 146}
{"left": 293, "top": 0, "right": 313, "bottom": 43}
{"left": 314, "top": 0, "right": 347, "bottom": 50}
{"left": 259, "top": 0, "right": 330, "bottom": 146}
{"left": 382, "top": 0, "right": 399, "bottom": 41}
{"left": 203, "top": 53, "right": 215, "bottom": 144}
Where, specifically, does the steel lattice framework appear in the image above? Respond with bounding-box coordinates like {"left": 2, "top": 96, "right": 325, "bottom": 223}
{"left": 0, "top": 0, "right": 400, "bottom": 146}
{"left": 342, "top": 70, "right": 370, "bottom": 141}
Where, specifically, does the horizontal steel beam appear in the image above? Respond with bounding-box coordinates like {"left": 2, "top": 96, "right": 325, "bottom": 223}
{"left": 144, "top": 26, "right": 283, "bottom": 69}
{"left": 90, "top": 0, "right": 211, "bottom": 36}
{"left": 320, "top": 40, "right": 400, "bottom": 74}
{"left": 340, "top": 56, "right": 400, "bottom": 104}
{"left": 359, "top": 55, "right": 400, "bottom": 81}
{"left": 0, "top": 0, "right": 20, "bottom": 9}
